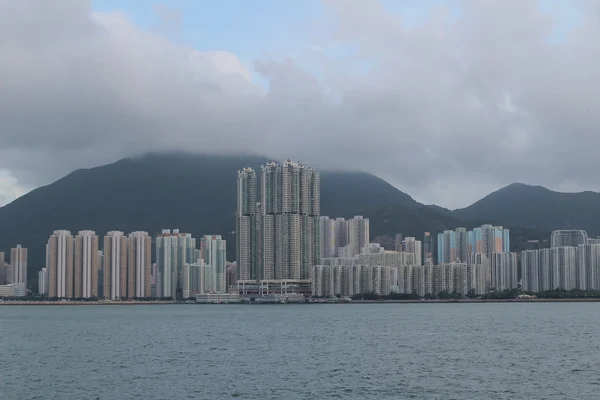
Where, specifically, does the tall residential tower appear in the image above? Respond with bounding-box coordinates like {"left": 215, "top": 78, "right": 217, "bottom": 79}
{"left": 236, "top": 168, "right": 258, "bottom": 280}
{"left": 202, "top": 235, "right": 227, "bottom": 292}
{"left": 10, "top": 244, "right": 27, "bottom": 287}
{"left": 74, "top": 231, "right": 99, "bottom": 298}
{"left": 47, "top": 230, "right": 74, "bottom": 298}
{"left": 128, "top": 231, "right": 152, "bottom": 298}
{"left": 103, "top": 231, "right": 127, "bottom": 300}
{"left": 261, "top": 160, "right": 320, "bottom": 280}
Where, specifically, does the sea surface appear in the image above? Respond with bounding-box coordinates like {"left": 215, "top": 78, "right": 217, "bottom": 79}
{"left": 1, "top": 303, "right": 599, "bottom": 400}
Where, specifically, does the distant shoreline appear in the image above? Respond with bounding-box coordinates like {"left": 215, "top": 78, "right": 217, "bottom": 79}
{"left": 349, "top": 298, "right": 600, "bottom": 303}
{"left": 2, "top": 298, "right": 600, "bottom": 306}
{"left": 0, "top": 301, "right": 176, "bottom": 306}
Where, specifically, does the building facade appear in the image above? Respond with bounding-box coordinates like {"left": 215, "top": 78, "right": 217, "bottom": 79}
{"left": 103, "top": 231, "right": 127, "bottom": 300}
{"left": 10, "top": 245, "right": 28, "bottom": 292}
{"left": 156, "top": 229, "right": 196, "bottom": 299}
{"left": 551, "top": 230, "right": 588, "bottom": 248}
{"left": 47, "top": 230, "right": 74, "bottom": 298}
{"left": 236, "top": 167, "right": 259, "bottom": 281}
{"left": 74, "top": 231, "right": 99, "bottom": 298}
{"left": 260, "top": 160, "right": 320, "bottom": 280}
{"left": 202, "top": 235, "right": 227, "bottom": 293}
{"left": 128, "top": 231, "right": 152, "bottom": 298}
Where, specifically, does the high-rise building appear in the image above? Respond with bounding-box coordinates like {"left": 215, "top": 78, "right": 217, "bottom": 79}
{"left": 551, "top": 230, "right": 588, "bottom": 248}
{"left": 551, "top": 246, "right": 577, "bottom": 290}
{"left": 577, "top": 243, "right": 600, "bottom": 290}
{"left": 455, "top": 228, "right": 468, "bottom": 263}
{"left": 179, "top": 233, "right": 197, "bottom": 290}
{"left": 38, "top": 267, "right": 48, "bottom": 295}
{"left": 468, "top": 225, "right": 510, "bottom": 253}
{"left": 334, "top": 218, "right": 349, "bottom": 255}
{"left": 47, "top": 230, "right": 74, "bottom": 298}
{"left": 236, "top": 167, "right": 258, "bottom": 281}
{"left": 423, "top": 232, "right": 434, "bottom": 263}
{"left": 128, "top": 231, "right": 152, "bottom": 298}
{"left": 437, "top": 230, "right": 456, "bottom": 264}
{"left": 439, "top": 225, "right": 511, "bottom": 263}
{"left": 74, "top": 231, "right": 99, "bottom": 299}
{"left": 155, "top": 229, "right": 196, "bottom": 299}
{"left": 394, "top": 233, "right": 403, "bottom": 252}
{"left": 156, "top": 229, "right": 176, "bottom": 298}
{"left": 182, "top": 262, "right": 199, "bottom": 298}
{"left": 403, "top": 237, "right": 422, "bottom": 266}
{"left": 103, "top": 231, "right": 127, "bottom": 300}
{"left": 260, "top": 160, "right": 320, "bottom": 280}
{"left": 347, "top": 216, "right": 369, "bottom": 257}
{"left": 539, "top": 248, "right": 552, "bottom": 291}
{"left": 319, "top": 216, "right": 337, "bottom": 259}
{"left": 0, "top": 251, "right": 7, "bottom": 285}
{"left": 151, "top": 263, "right": 160, "bottom": 298}
{"left": 202, "top": 235, "right": 227, "bottom": 293}
{"left": 97, "top": 250, "right": 104, "bottom": 296}
{"left": 10, "top": 244, "right": 27, "bottom": 289}
{"left": 226, "top": 263, "right": 237, "bottom": 288}
{"left": 521, "top": 250, "right": 540, "bottom": 292}
{"left": 489, "top": 252, "right": 518, "bottom": 290}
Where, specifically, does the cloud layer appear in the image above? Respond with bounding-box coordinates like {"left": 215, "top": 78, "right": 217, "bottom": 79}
{"left": 0, "top": 0, "right": 599, "bottom": 208}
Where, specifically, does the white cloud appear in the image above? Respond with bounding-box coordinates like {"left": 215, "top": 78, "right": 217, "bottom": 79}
{"left": 0, "top": 170, "right": 28, "bottom": 207}
{"left": 0, "top": 0, "right": 599, "bottom": 208}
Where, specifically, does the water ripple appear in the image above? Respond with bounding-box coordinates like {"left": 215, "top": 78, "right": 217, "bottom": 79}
{"left": 1, "top": 303, "right": 600, "bottom": 399}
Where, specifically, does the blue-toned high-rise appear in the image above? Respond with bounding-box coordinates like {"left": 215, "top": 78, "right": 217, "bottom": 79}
{"left": 437, "top": 225, "right": 510, "bottom": 263}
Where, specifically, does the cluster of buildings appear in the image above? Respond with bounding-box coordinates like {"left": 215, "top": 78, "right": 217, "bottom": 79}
{"left": 0, "top": 245, "right": 28, "bottom": 297}
{"left": 5, "top": 158, "right": 600, "bottom": 302}
{"left": 312, "top": 243, "right": 517, "bottom": 297}
{"left": 34, "top": 229, "right": 226, "bottom": 300}
{"left": 233, "top": 161, "right": 523, "bottom": 300}
{"left": 436, "top": 225, "right": 510, "bottom": 263}
{"left": 318, "top": 216, "right": 370, "bottom": 259}
{"left": 521, "top": 230, "right": 600, "bottom": 292}
{"left": 236, "top": 160, "right": 320, "bottom": 282}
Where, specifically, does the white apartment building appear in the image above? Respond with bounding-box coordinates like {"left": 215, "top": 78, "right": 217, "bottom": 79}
{"left": 202, "top": 235, "right": 227, "bottom": 293}
{"left": 312, "top": 262, "right": 490, "bottom": 298}
{"left": 47, "top": 230, "right": 74, "bottom": 298}
{"left": 10, "top": 244, "right": 27, "bottom": 289}
{"left": 489, "top": 252, "right": 518, "bottom": 291}
{"left": 38, "top": 267, "right": 48, "bottom": 295}
{"left": 403, "top": 237, "right": 422, "bottom": 266}
{"left": 104, "top": 231, "right": 127, "bottom": 300}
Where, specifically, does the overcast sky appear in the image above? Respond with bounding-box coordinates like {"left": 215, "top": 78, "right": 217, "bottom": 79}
{"left": 0, "top": 0, "right": 598, "bottom": 209}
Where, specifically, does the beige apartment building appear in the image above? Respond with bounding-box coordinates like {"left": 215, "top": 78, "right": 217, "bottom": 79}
{"left": 74, "top": 231, "right": 100, "bottom": 298}
{"left": 47, "top": 230, "right": 74, "bottom": 298}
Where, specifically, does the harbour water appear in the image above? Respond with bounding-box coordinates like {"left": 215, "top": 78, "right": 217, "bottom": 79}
{"left": 1, "top": 303, "right": 599, "bottom": 399}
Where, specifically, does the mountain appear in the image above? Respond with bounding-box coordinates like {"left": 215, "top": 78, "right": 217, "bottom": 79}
{"left": 0, "top": 152, "right": 417, "bottom": 284}
{"left": 453, "top": 183, "right": 600, "bottom": 237}
{"left": 367, "top": 204, "right": 464, "bottom": 238}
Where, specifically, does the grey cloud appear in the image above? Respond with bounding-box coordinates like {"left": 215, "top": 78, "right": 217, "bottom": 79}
{"left": 0, "top": 0, "right": 599, "bottom": 209}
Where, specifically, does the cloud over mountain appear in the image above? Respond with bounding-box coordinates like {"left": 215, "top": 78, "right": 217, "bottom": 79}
{"left": 0, "top": 0, "right": 598, "bottom": 208}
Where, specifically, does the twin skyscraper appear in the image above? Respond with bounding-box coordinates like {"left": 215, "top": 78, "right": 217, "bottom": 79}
{"left": 236, "top": 160, "right": 320, "bottom": 282}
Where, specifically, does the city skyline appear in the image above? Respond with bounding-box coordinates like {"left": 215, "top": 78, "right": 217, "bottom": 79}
{"left": 5, "top": 224, "right": 600, "bottom": 299}
{"left": 3, "top": 160, "right": 600, "bottom": 302}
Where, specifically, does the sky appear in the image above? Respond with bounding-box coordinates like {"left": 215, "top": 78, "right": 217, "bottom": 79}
{"left": 0, "top": 0, "right": 598, "bottom": 209}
